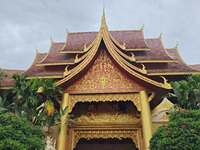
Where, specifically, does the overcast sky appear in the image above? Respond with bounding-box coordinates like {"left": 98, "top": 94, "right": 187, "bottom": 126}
{"left": 1, "top": 0, "right": 200, "bottom": 70}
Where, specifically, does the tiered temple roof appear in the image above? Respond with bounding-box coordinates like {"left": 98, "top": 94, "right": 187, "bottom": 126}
{"left": 2, "top": 11, "right": 200, "bottom": 102}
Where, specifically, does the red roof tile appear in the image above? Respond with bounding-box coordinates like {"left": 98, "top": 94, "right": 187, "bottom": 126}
{"left": 189, "top": 64, "right": 200, "bottom": 70}
{"left": 61, "top": 32, "right": 98, "bottom": 52}
{"left": 136, "top": 38, "right": 174, "bottom": 61}
{"left": 37, "top": 43, "right": 74, "bottom": 65}
{"left": 23, "top": 53, "right": 46, "bottom": 76}
{"left": 110, "top": 30, "right": 149, "bottom": 49}
{"left": 1, "top": 69, "right": 24, "bottom": 87}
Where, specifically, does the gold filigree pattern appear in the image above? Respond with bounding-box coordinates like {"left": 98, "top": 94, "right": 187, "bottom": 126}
{"left": 73, "top": 130, "right": 138, "bottom": 148}
{"left": 65, "top": 50, "right": 145, "bottom": 93}
{"left": 76, "top": 102, "right": 140, "bottom": 123}
{"left": 68, "top": 93, "right": 141, "bottom": 112}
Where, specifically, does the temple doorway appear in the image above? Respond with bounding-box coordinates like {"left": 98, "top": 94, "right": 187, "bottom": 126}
{"left": 74, "top": 138, "right": 138, "bottom": 150}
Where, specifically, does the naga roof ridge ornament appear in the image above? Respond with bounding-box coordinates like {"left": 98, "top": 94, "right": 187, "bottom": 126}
{"left": 63, "top": 66, "right": 69, "bottom": 77}
{"left": 141, "top": 64, "right": 147, "bottom": 74}
{"left": 160, "top": 76, "right": 172, "bottom": 89}
{"left": 74, "top": 54, "right": 79, "bottom": 63}
{"left": 130, "top": 52, "right": 136, "bottom": 61}
{"left": 122, "top": 42, "right": 126, "bottom": 49}
{"left": 83, "top": 44, "right": 88, "bottom": 52}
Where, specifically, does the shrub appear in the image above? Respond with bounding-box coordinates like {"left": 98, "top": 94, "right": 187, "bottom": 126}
{"left": 149, "top": 109, "right": 200, "bottom": 150}
{"left": 0, "top": 112, "right": 45, "bottom": 150}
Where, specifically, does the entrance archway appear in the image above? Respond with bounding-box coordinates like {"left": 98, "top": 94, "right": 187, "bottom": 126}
{"left": 74, "top": 138, "right": 138, "bottom": 150}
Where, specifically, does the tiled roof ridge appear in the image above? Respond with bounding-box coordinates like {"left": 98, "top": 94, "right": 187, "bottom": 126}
{"left": 23, "top": 51, "right": 46, "bottom": 76}
{"left": 1, "top": 69, "right": 25, "bottom": 71}
{"left": 142, "top": 38, "right": 175, "bottom": 61}
{"left": 166, "top": 46, "right": 200, "bottom": 72}
{"left": 37, "top": 41, "right": 57, "bottom": 65}
{"left": 189, "top": 64, "right": 200, "bottom": 71}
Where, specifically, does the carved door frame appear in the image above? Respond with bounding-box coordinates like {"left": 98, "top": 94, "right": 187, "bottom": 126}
{"left": 66, "top": 125, "right": 144, "bottom": 150}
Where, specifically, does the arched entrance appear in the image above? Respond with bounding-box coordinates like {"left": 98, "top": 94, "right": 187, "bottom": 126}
{"left": 74, "top": 138, "right": 138, "bottom": 150}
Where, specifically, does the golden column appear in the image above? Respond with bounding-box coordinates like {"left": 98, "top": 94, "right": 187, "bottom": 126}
{"left": 139, "top": 91, "right": 153, "bottom": 150}
{"left": 58, "top": 93, "right": 69, "bottom": 150}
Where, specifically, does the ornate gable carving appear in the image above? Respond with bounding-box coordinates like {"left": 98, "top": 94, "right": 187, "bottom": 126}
{"left": 64, "top": 50, "right": 145, "bottom": 93}
{"left": 76, "top": 102, "right": 140, "bottom": 124}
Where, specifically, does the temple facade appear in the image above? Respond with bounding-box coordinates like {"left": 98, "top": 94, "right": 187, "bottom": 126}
{"left": 2, "top": 11, "right": 200, "bottom": 150}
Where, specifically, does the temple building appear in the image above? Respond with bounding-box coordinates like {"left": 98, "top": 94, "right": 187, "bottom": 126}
{"left": 2, "top": 10, "right": 200, "bottom": 150}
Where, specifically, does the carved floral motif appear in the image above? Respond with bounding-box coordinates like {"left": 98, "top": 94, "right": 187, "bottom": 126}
{"left": 76, "top": 102, "right": 140, "bottom": 123}
{"left": 65, "top": 50, "right": 145, "bottom": 93}
{"left": 73, "top": 130, "right": 139, "bottom": 148}
{"left": 68, "top": 93, "right": 141, "bottom": 112}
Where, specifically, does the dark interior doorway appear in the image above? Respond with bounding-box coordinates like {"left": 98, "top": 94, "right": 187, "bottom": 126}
{"left": 74, "top": 138, "right": 138, "bottom": 150}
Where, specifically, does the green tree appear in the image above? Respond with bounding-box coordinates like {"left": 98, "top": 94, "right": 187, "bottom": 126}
{"left": 168, "top": 74, "right": 200, "bottom": 110}
{"left": 11, "top": 74, "right": 44, "bottom": 121}
{"left": 5, "top": 73, "right": 75, "bottom": 139}
{"left": 0, "top": 90, "right": 14, "bottom": 113}
{"left": 0, "top": 70, "right": 13, "bottom": 113}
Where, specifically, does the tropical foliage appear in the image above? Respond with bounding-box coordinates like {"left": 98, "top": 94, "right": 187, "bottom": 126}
{"left": 0, "top": 72, "right": 75, "bottom": 148}
{"left": 168, "top": 74, "right": 200, "bottom": 110}
{"left": 150, "top": 74, "right": 200, "bottom": 150}
{"left": 0, "top": 112, "right": 45, "bottom": 150}
{"left": 11, "top": 74, "right": 44, "bottom": 120}
{"left": 149, "top": 109, "right": 200, "bottom": 150}
{"left": 0, "top": 69, "right": 3, "bottom": 87}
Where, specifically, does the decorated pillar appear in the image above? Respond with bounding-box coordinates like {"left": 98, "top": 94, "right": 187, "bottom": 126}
{"left": 58, "top": 93, "right": 69, "bottom": 150}
{"left": 139, "top": 91, "right": 153, "bottom": 150}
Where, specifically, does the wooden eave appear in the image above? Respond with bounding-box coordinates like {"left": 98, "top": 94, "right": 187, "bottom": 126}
{"left": 136, "top": 59, "right": 178, "bottom": 63}
{"left": 148, "top": 71, "right": 200, "bottom": 76}
{"left": 59, "top": 51, "right": 84, "bottom": 54}
{"left": 54, "top": 11, "right": 172, "bottom": 93}
{"left": 166, "top": 47, "right": 200, "bottom": 72}
{"left": 26, "top": 76, "right": 63, "bottom": 79}
{"left": 36, "top": 62, "right": 75, "bottom": 66}
{"left": 189, "top": 64, "right": 200, "bottom": 71}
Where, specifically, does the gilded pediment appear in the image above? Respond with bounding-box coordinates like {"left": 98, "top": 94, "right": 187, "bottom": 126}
{"left": 65, "top": 50, "right": 145, "bottom": 93}
{"left": 74, "top": 102, "right": 140, "bottom": 124}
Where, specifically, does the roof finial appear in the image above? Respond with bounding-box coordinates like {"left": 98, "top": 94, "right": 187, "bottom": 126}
{"left": 159, "top": 32, "right": 162, "bottom": 39}
{"left": 101, "top": 7, "right": 107, "bottom": 29}
{"left": 66, "top": 28, "right": 70, "bottom": 34}
{"left": 102, "top": 7, "right": 105, "bottom": 22}
{"left": 175, "top": 42, "right": 178, "bottom": 49}
{"left": 35, "top": 47, "right": 40, "bottom": 55}
{"left": 140, "top": 24, "right": 145, "bottom": 31}
{"left": 50, "top": 36, "right": 54, "bottom": 44}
